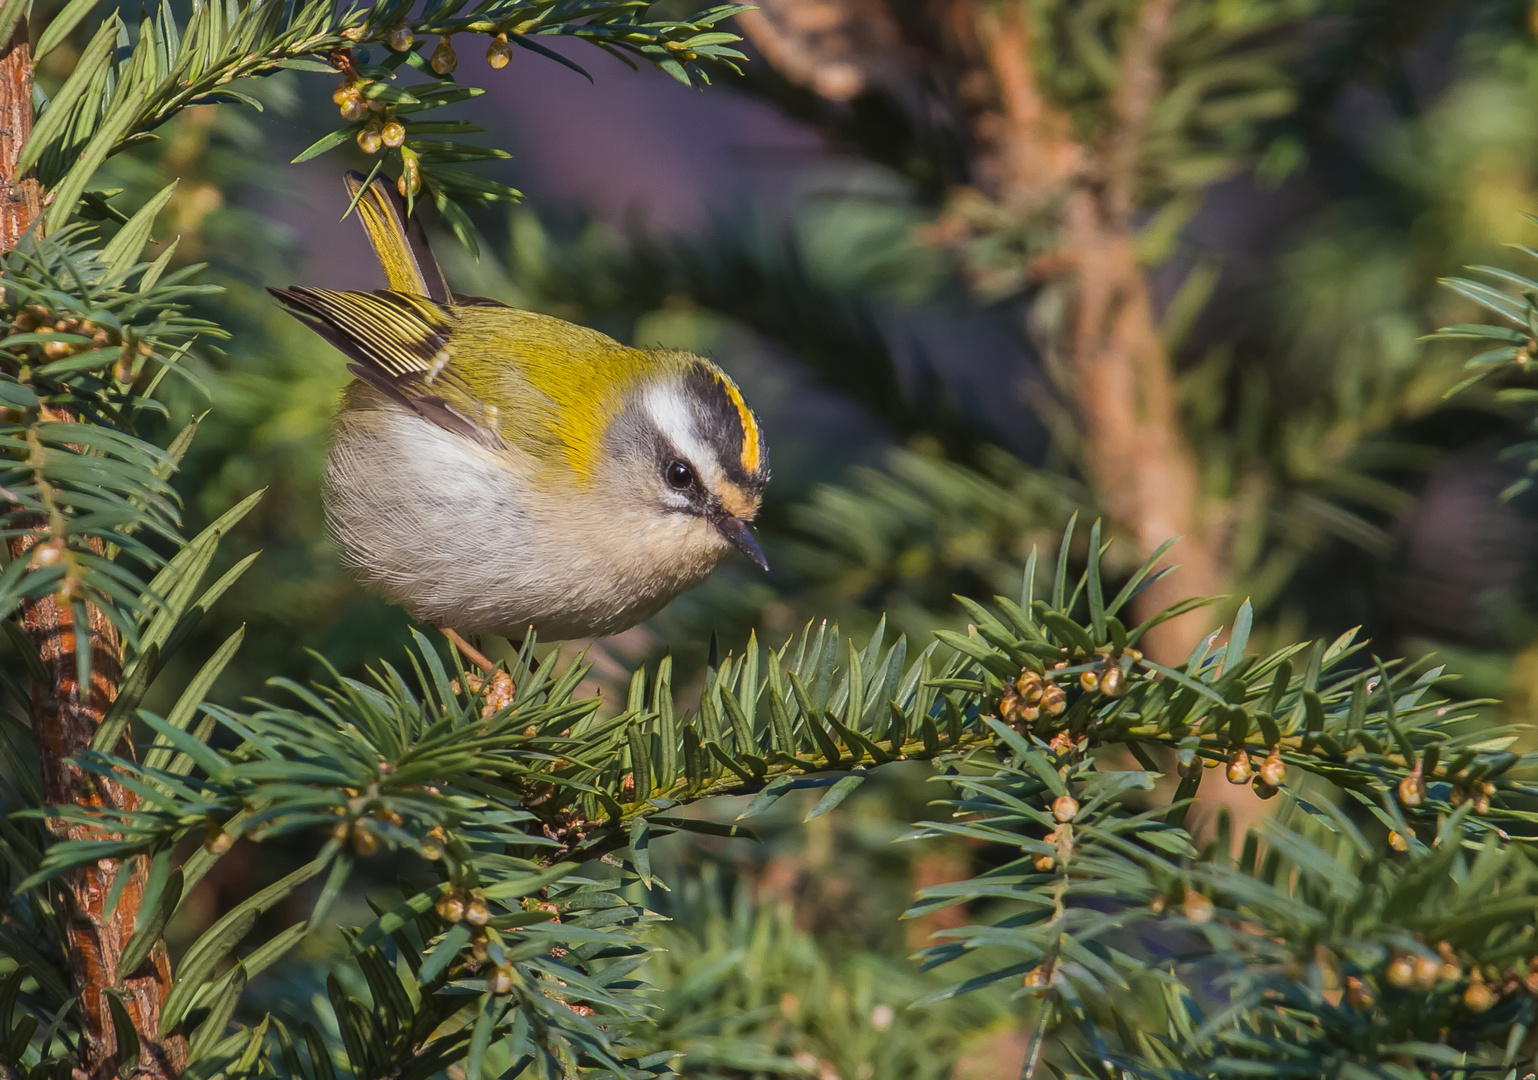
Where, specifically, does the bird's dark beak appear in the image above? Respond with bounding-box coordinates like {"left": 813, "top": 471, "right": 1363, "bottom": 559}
{"left": 715, "top": 515, "right": 770, "bottom": 571}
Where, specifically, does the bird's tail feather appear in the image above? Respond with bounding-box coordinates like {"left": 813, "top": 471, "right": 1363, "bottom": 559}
{"left": 343, "top": 171, "right": 451, "bottom": 304}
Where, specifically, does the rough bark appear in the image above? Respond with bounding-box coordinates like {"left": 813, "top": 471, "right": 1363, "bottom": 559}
{"left": 0, "top": 21, "right": 38, "bottom": 251}
{"left": 11, "top": 534, "right": 185, "bottom": 1080}
{"left": 1, "top": 22, "right": 186, "bottom": 1080}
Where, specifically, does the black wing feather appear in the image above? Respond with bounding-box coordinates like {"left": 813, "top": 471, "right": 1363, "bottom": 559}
{"left": 268, "top": 285, "right": 501, "bottom": 449}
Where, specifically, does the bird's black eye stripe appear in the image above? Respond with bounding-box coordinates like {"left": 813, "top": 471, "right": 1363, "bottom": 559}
{"left": 665, "top": 461, "right": 695, "bottom": 490}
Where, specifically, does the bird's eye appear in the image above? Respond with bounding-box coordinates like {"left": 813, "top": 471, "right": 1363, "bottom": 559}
{"left": 665, "top": 461, "right": 695, "bottom": 490}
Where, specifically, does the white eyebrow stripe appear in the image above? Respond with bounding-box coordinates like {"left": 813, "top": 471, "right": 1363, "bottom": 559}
{"left": 644, "top": 383, "right": 722, "bottom": 488}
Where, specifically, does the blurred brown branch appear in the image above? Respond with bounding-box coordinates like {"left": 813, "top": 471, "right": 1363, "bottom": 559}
{"left": 742, "top": 0, "right": 1221, "bottom": 663}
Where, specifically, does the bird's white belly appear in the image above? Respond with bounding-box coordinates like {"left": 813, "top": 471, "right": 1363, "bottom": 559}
{"left": 324, "top": 393, "right": 726, "bottom": 640}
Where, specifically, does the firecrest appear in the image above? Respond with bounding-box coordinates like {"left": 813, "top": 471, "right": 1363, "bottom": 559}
{"left": 270, "top": 173, "right": 769, "bottom": 648}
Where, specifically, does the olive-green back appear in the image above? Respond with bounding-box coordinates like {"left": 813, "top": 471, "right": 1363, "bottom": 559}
{"left": 451, "top": 306, "right": 688, "bottom": 480}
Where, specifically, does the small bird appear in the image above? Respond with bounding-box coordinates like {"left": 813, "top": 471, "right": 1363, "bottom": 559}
{"left": 270, "top": 174, "right": 769, "bottom": 662}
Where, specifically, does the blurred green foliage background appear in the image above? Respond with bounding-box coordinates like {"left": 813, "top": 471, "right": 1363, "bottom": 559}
{"left": 42, "top": 0, "right": 1538, "bottom": 1072}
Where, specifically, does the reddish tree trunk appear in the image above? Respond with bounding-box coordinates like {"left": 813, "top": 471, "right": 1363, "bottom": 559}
{"left": 0, "top": 20, "right": 38, "bottom": 250}
{"left": 1, "top": 22, "right": 186, "bottom": 1080}
{"left": 11, "top": 533, "right": 186, "bottom": 1080}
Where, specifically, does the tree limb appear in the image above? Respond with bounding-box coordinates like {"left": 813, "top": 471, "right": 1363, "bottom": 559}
{"left": 966, "top": 0, "right": 1221, "bottom": 663}
{"left": 0, "top": 27, "right": 185, "bottom": 1079}
{"left": 1103, "top": 0, "right": 1177, "bottom": 226}
{"left": 0, "top": 22, "right": 39, "bottom": 254}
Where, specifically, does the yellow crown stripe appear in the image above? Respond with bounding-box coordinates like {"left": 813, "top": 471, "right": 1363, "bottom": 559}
{"left": 715, "top": 371, "right": 761, "bottom": 475}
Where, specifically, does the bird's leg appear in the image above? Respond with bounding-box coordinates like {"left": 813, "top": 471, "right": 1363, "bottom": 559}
{"left": 437, "top": 627, "right": 517, "bottom": 716}
{"left": 439, "top": 626, "right": 496, "bottom": 676}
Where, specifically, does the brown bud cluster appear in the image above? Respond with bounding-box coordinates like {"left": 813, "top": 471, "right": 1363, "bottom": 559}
{"left": 999, "top": 669, "right": 1064, "bottom": 726}
{"left": 453, "top": 668, "right": 516, "bottom": 716}
{"left": 1047, "top": 730, "right": 1082, "bottom": 757}
{"left": 1385, "top": 942, "right": 1478, "bottom": 1000}
{"left": 1436, "top": 940, "right": 1463, "bottom": 982}
{"left": 337, "top": 82, "right": 368, "bottom": 122}
{"left": 9, "top": 306, "right": 42, "bottom": 333}
{"left": 1450, "top": 780, "right": 1496, "bottom": 815}
{"left": 338, "top": 77, "right": 412, "bottom": 158}
{"left": 1398, "top": 761, "right": 1426, "bottom": 808}
{"left": 436, "top": 885, "right": 492, "bottom": 927}
{"left": 1412, "top": 953, "right": 1443, "bottom": 990}
{"left": 7, "top": 308, "right": 115, "bottom": 367}
{"left": 1464, "top": 973, "right": 1496, "bottom": 1013}
{"left": 1074, "top": 649, "right": 1143, "bottom": 698}
{"left": 436, "top": 888, "right": 466, "bottom": 923}
{"left": 1251, "top": 749, "right": 1286, "bottom": 799}
{"left": 29, "top": 538, "right": 64, "bottom": 568}
{"left": 1103, "top": 665, "right": 1125, "bottom": 697}
{"left": 1036, "top": 823, "right": 1074, "bottom": 872}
